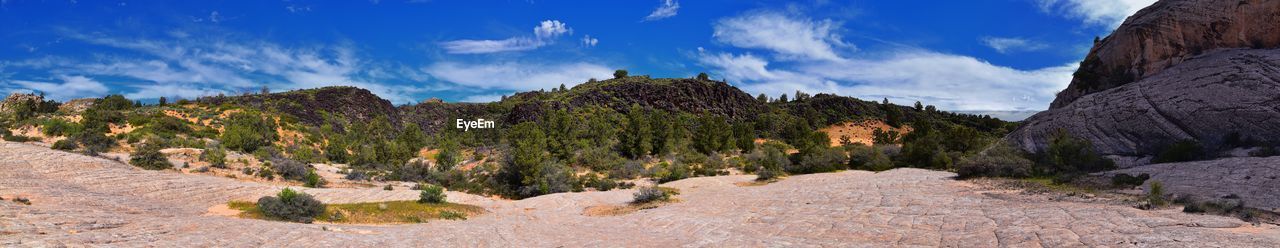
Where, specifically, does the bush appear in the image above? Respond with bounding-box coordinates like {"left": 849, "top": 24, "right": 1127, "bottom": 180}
{"left": 71, "top": 131, "right": 115, "bottom": 153}
{"left": 1041, "top": 130, "right": 1114, "bottom": 175}
{"left": 954, "top": 142, "right": 1034, "bottom": 179}
{"left": 847, "top": 145, "right": 896, "bottom": 171}
{"left": 1146, "top": 181, "right": 1167, "bottom": 208}
{"left": 632, "top": 186, "right": 669, "bottom": 204}
{"left": 746, "top": 142, "right": 790, "bottom": 181}
{"left": 789, "top": 147, "right": 847, "bottom": 174}
{"left": 303, "top": 169, "right": 326, "bottom": 188}
{"left": 129, "top": 144, "right": 173, "bottom": 170}
{"left": 418, "top": 184, "right": 447, "bottom": 204}
{"left": 1152, "top": 140, "right": 1204, "bottom": 164}
{"left": 1111, "top": 173, "right": 1150, "bottom": 188}
{"left": 257, "top": 188, "right": 325, "bottom": 223}
{"left": 270, "top": 157, "right": 310, "bottom": 181}
{"left": 2, "top": 135, "right": 36, "bottom": 142}
{"left": 41, "top": 118, "right": 83, "bottom": 137}
{"left": 202, "top": 146, "right": 228, "bottom": 168}
{"left": 51, "top": 139, "right": 79, "bottom": 151}
{"left": 220, "top": 111, "right": 278, "bottom": 153}
{"left": 383, "top": 185, "right": 393, "bottom": 191}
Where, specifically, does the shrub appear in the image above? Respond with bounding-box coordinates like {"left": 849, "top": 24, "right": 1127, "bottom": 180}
{"left": 303, "top": 169, "right": 326, "bottom": 188}
{"left": 257, "top": 188, "right": 325, "bottom": 223}
{"left": 954, "top": 142, "right": 1034, "bottom": 179}
{"left": 1041, "top": 130, "right": 1114, "bottom": 175}
{"left": 41, "top": 118, "right": 83, "bottom": 137}
{"left": 1111, "top": 173, "right": 1150, "bottom": 188}
{"left": 383, "top": 185, "right": 393, "bottom": 191}
{"left": 1152, "top": 140, "right": 1204, "bottom": 164}
{"left": 610, "top": 160, "right": 646, "bottom": 179}
{"left": 270, "top": 157, "right": 310, "bottom": 181}
{"left": 1146, "top": 181, "right": 1167, "bottom": 208}
{"left": 129, "top": 144, "right": 172, "bottom": 170}
{"left": 746, "top": 142, "right": 790, "bottom": 181}
{"left": 613, "top": 69, "right": 628, "bottom": 79}
{"left": 418, "top": 184, "right": 447, "bottom": 204}
{"left": 847, "top": 145, "right": 896, "bottom": 171}
{"left": 345, "top": 170, "right": 368, "bottom": 181}
{"left": 71, "top": 131, "right": 115, "bottom": 153}
{"left": 632, "top": 186, "right": 669, "bottom": 204}
{"left": 202, "top": 146, "right": 228, "bottom": 168}
{"left": 2, "top": 135, "right": 36, "bottom": 142}
{"left": 51, "top": 139, "right": 79, "bottom": 151}
{"left": 220, "top": 111, "right": 278, "bottom": 153}
{"left": 789, "top": 147, "right": 847, "bottom": 174}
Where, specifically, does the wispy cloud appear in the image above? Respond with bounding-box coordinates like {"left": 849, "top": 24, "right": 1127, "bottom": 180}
{"left": 700, "top": 12, "right": 1075, "bottom": 111}
{"left": 1, "top": 31, "right": 431, "bottom": 103}
{"left": 424, "top": 61, "right": 613, "bottom": 92}
{"left": 1036, "top": 0, "right": 1156, "bottom": 27}
{"left": 459, "top": 94, "right": 504, "bottom": 103}
{"left": 712, "top": 11, "right": 851, "bottom": 62}
{"left": 981, "top": 37, "right": 1048, "bottom": 54}
{"left": 440, "top": 20, "right": 573, "bottom": 54}
{"left": 643, "top": 0, "right": 680, "bottom": 21}
{"left": 5, "top": 75, "right": 110, "bottom": 101}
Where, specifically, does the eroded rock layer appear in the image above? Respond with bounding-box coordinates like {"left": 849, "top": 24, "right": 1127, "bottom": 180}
{"left": 1052, "top": 0, "right": 1280, "bottom": 108}
{"left": 1011, "top": 48, "right": 1280, "bottom": 160}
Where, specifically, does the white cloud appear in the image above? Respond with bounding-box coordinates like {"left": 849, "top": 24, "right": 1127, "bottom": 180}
{"left": 698, "top": 49, "right": 1075, "bottom": 111}
{"left": 712, "top": 11, "right": 849, "bottom": 61}
{"left": 2, "top": 32, "right": 430, "bottom": 103}
{"left": 981, "top": 37, "right": 1049, "bottom": 54}
{"left": 1037, "top": 0, "right": 1156, "bottom": 27}
{"left": 643, "top": 0, "right": 680, "bottom": 21}
{"left": 441, "top": 20, "right": 572, "bottom": 54}
{"left": 459, "top": 94, "right": 504, "bottom": 103}
{"left": 533, "top": 20, "right": 570, "bottom": 39}
{"left": 424, "top": 61, "right": 613, "bottom": 92}
{"left": 7, "top": 75, "right": 110, "bottom": 101}
{"left": 440, "top": 37, "right": 543, "bottom": 54}
{"left": 581, "top": 35, "right": 599, "bottom": 47}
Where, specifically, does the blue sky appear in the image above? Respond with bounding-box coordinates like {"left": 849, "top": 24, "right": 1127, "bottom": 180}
{"left": 0, "top": 0, "right": 1154, "bottom": 111}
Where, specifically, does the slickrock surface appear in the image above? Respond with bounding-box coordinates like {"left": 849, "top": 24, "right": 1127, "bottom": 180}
{"left": 1010, "top": 48, "right": 1280, "bottom": 160}
{"left": 3, "top": 141, "right": 1278, "bottom": 247}
{"left": 1104, "top": 157, "right": 1280, "bottom": 212}
{"left": 1052, "top": 0, "right": 1280, "bottom": 108}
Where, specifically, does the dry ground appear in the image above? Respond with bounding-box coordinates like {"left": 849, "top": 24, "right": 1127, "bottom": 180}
{"left": 2, "top": 141, "right": 1278, "bottom": 247}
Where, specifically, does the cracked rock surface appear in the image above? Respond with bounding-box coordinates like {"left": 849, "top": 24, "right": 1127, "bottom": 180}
{"left": 2, "top": 142, "right": 1277, "bottom": 247}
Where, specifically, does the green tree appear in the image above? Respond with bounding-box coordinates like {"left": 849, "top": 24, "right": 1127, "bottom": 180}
{"left": 696, "top": 72, "right": 710, "bottom": 81}
{"left": 649, "top": 111, "right": 673, "bottom": 156}
{"left": 756, "top": 93, "right": 768, "bottom": 102}
{"left": 613, "top": 69, "right": 629, "bottom": 79}
{"left": 914, "top": 101, "right": 923, "bottom": 111}
{"left": 778, "top": 94, "right": 788, "bottom": 103}
{"left": 499, "top": 122, "right": 550, "bottom": 197}
{"left": 619, "top": 105, "right": 652, "bottom": 158}
{"left": 693, "top": 115, "right": 731, "bottom": 154}
{"left": 732, "top": 122, "right": 756, "bottom": 152}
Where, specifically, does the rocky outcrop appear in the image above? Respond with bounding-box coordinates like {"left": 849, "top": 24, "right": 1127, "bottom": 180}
{"left": 58, "top": 98, "right": 96, "bottom": 113}
{"left": 1010, "top": 48, "right": 1280, "bottom": 161}
{"left": 0, "top": 93, "right": 42, "bottom": 113}
{"left": 1102, "top": 156, "right": 1280, "bottom": 212}
{"left": 1052, "top": 0, "right": 1280, "bottom": 109}
{"left": 200, "top": 86, "right": 400, "bottom": 129}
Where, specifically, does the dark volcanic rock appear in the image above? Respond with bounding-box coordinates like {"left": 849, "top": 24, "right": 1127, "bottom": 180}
{"left": 201, "top": 86, "right": 400, "bottom": 128}
{"left": 1009, "top": 48, "right": 1280, "bottom": 162}
{"left": 1052, "top": 0, "right": 1280, "bottom": 109}
{"left": 564, "top": 78, "right": 766, "bottom": 120}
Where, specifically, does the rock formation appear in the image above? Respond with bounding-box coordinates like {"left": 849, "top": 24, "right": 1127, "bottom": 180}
{"left": 0, "top": 93, "right": 42, "bottom": 113}
{"left": 1051, "top": 0, "right": 1280, "bottom": 109}
{"left": 1011, "top": 0, "right": 1280, "bottom": 164}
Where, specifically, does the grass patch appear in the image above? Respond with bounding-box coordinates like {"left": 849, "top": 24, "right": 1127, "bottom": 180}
{"left": 584, "top": 187, "right": 681, "bottom": 216}
{"left": 227, "top": 200, "right": 485, "bottom": 224}
{"left": 1018, "top": 177, "right": 1099, "bottom": 195}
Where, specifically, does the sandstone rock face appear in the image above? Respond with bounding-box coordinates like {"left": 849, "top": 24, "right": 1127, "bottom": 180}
{"left": 1102, "top": 156, "right": 1280, "bottom": 212}
{"left": 1010, "top": 48, "right": 1280, "bottom": 160}
{"left": 1052, "top": 0, "right": 1280, "bottom": 109}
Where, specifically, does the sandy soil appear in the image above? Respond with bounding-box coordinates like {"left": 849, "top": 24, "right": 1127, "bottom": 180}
{"left": 818, "top": 120, "right": 912, "bottom": 147}
{"left": 2, "top": 141, "right": 1278, "bottom": 247}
